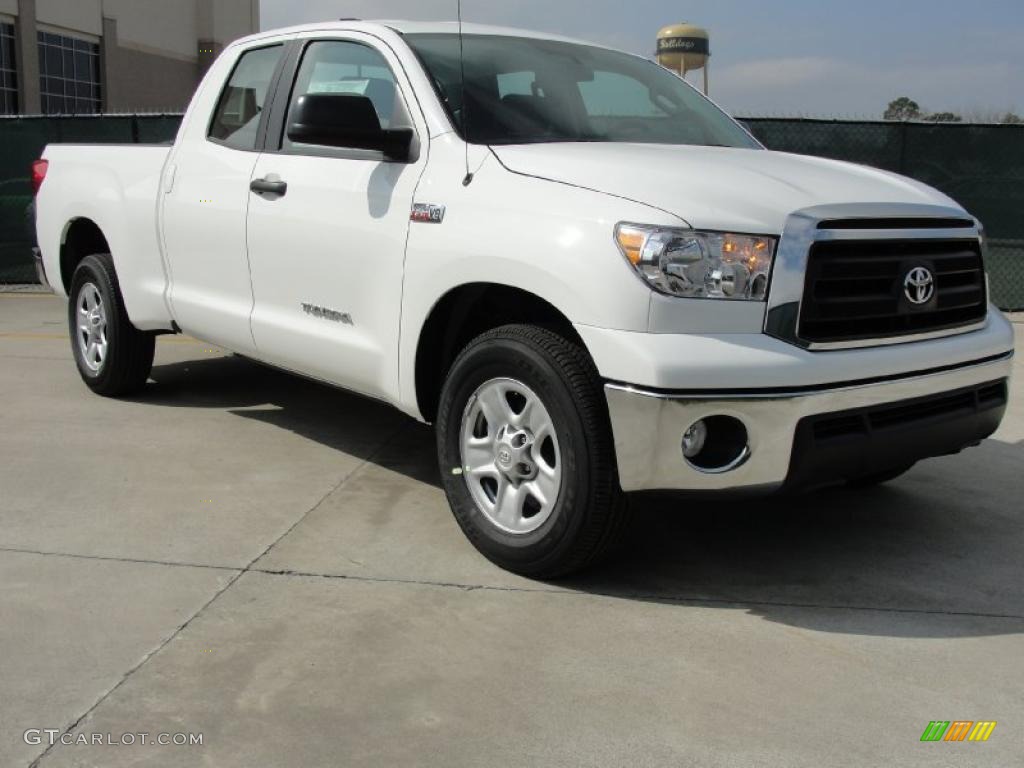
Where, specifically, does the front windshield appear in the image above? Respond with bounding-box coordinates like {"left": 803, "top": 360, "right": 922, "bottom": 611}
{"left": 405, "top": 33, "right": 759, "bottom": 149}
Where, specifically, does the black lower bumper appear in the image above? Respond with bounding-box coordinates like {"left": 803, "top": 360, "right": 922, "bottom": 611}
{"left": 783, "top": 379, "right": 1009, "bottom": 491}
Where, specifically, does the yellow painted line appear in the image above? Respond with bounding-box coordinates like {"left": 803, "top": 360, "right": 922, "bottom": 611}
{"left": 0, "top": 332, "right": 67, "bottom": 340}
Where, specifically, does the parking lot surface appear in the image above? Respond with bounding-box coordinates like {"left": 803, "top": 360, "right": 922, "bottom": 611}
{"left": 2, "top": 292, "right": 1023, "bottom": 767}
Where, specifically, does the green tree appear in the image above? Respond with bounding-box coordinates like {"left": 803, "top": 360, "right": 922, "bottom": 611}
{"left": 884, "top": 96, "right": 922, "bottom": 121}
{"left": 924, "top": 112, "right": 963, "bottom": 123}
{"left": 1002, "top": 112, "right": 1024, "bottom": 124}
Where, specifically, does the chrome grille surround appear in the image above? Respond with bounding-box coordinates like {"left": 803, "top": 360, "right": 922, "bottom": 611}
{"left": 765, "top": 203, "right": 989, "bottom": 350}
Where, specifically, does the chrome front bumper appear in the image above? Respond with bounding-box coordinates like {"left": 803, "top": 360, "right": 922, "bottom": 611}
{"left": 605, "top": 353, "right": 1013, "bottom": 493}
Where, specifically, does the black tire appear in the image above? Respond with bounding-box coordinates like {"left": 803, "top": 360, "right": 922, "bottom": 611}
{"left": 68, "top": 253, "right": 155, "bottom": 396}
{"left": 847, "top": 464, "right": 916, "bottom": 488}
{"left": 436, "top": 324, "right": 629, "bottom": 578}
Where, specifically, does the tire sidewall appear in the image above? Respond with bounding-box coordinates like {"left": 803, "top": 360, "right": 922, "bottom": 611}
{"left": 68, "top": 255, "right": 122, "bottom": 389}
{"left": 437, "top": 332, "right": 597, "bottom": 572}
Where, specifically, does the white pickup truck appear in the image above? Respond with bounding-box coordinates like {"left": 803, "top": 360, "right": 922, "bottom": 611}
{"left": 33, "top": 21, "right": 1014, "bottom": 577}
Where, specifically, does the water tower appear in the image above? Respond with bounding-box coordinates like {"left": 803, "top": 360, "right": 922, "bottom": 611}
{"left": 656, "top": 23, "right": 711, "bottom": 94}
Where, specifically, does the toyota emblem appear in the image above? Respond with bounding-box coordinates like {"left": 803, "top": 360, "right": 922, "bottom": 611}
{"left": 904, "top": 267, "right": 936, "bottom": 306}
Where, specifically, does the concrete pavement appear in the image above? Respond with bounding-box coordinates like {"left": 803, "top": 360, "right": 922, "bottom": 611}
{"left": 2, "top": 293, "right": 1022, "bottom": 767}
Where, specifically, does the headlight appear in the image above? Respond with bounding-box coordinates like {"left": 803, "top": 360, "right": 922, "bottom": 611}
{"left": 615, "top": 223, "right": 777, "bottom": 301}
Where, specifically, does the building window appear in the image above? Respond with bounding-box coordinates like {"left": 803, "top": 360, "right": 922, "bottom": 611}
{"left": 38, "top": 31, "right": 101, "bottom": 114}
{"left": 0, "top": 22, "right": 16, "bottom": 115}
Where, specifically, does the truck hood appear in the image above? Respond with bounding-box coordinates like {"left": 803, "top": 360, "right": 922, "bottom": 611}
{"left": 490, "top": 143, "right": 961, "bottom": 233}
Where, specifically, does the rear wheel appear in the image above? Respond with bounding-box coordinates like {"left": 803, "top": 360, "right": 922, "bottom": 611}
{"left": 436, "top": 325, "right": 629, "bottom": 578}
{"left": 68, "top": 253, "right": 155, "bottom": 396}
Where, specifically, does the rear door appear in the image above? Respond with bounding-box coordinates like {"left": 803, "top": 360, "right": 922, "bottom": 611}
{"left": 161, "top": 42, "right": 287, "bottom": 353}
{"left": 245, "top": 34, "right": 428, "bottom": 400}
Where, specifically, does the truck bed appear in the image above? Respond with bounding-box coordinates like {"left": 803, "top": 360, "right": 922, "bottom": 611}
{"left": 35, "top": 144, "right": 174, "bottom": 330}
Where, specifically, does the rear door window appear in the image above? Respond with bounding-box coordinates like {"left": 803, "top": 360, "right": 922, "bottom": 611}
{"left": 208, "top": 44, "right": 284, "bottom": 150}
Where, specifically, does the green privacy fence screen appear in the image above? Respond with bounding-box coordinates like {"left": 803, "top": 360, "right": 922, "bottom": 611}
{"left": 0, "top": 115, "right": 181, "bottom": 285}
{"left": 1, "top": 115, "right": 1022, "bottom": 309}
{"left": 741, "top": 119, "right": 1024, "bottom": 310}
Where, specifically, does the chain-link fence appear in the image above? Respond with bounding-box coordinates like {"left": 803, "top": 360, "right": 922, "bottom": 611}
{"left": 741, "top": 118, "right": 1024, "bottom": 310}
{"left": 1, "top": 115, "right": 1022, "bottom": 309}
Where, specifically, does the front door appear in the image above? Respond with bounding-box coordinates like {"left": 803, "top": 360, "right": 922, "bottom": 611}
{"left": 246, "top": 35, "right": 427, "bottom": 400}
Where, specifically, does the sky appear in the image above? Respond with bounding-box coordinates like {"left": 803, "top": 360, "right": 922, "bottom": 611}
{"left": 259, "top": 0, "right": 1024, "bottom": 119}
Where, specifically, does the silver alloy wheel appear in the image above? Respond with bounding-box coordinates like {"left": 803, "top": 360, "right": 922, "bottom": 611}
{"left": 460, "top": 377, "right": 562, "bottom": 535}
{"left": 76, "top": 282, "right": 108, "bottom": 373}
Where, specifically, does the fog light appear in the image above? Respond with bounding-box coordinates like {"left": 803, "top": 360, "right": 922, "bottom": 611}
{"left": 682, "top": 415, "right": 751, "bottom": 473}
{"left": 682, "top": 420, "right": 708, "bottom": 459}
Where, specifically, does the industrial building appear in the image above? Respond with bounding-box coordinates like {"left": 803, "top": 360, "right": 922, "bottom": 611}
{"left": 0, "top": 0, "right": 259, "bottom": 114}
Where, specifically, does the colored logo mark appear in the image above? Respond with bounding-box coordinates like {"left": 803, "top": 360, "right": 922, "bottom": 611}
{"left": 920, "top": 721, "right": 996, "bottom": 742}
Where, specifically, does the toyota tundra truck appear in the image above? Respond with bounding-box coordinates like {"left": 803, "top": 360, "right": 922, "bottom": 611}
{"left": 32, "top": 21, "right": 1014, "bottom": 577}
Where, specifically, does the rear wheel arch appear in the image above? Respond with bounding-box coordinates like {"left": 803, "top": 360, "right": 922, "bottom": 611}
{"left": 60, "top": 218, "right": 111, "bottom": 294}
{"left": 414, "top": 283, "right": 587, "bottom": 424}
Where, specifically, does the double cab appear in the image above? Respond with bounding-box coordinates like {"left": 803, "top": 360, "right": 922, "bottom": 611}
{"left": 33, "top": 21, "right": 1014, "bottom": 576}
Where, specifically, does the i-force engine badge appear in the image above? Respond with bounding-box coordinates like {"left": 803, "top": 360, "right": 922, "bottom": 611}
{"left": 411, "top": 203, "right": 446, "bottom": 224}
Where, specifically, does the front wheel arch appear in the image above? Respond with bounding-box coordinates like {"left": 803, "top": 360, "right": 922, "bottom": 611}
{"left": 414, "top": 283, "right": 586, "bottom": 424}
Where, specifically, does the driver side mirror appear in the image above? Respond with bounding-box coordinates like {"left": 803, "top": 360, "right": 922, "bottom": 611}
{"left": 287, "top": 93, "right": 413, "bottom": 162}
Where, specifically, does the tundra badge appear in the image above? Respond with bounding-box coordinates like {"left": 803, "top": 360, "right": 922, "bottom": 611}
{"left": 302, "top": 303, "right": 353, "bottom": 325}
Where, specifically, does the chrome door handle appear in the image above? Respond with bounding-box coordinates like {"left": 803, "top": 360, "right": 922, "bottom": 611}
{"left": 250, "top": 178, "right": 288, "bottom": 197}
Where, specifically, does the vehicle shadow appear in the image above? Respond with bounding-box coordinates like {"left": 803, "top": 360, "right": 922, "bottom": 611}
{"left": 142, "top": 351, "right": 437, "bottom": 485}
{"left": 144, "top": 353, "right": 1024, "bottom": 639}
{"left": 567, "top": 445, "right": 1024, "bottom": 638}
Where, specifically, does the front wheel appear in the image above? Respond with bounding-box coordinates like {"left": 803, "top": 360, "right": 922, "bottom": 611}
{"left": 68, "top": 253, "right": 155, "bottom": 396}
{"left": 436, "top": 325, "right": 629, "bottom": 578}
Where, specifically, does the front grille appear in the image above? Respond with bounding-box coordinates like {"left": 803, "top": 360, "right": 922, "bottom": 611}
{"left": 815, "top": 217, "right": 975, "bottom": 231}
{"left": 798, "top": 239, "right": 987, "bottom": 344}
